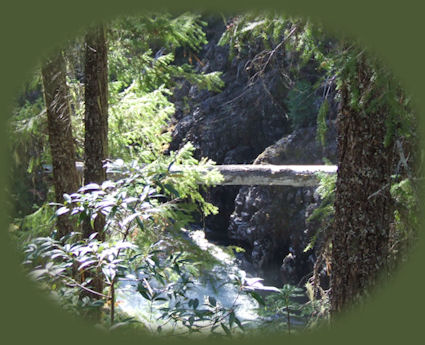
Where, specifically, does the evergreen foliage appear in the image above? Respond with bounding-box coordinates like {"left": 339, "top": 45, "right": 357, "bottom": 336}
{"left": 316, "top": 99, "right": 329, "bottom": 147}
{"left": 218, "top": 12, "right": 288, "bottom": 62}
{"left": 304, "top": 172, "right": 336, "bottom": 254}
{"left": 8, "top": 75, "right": 50, "bottom": 217}
{"left": 108, "top": 13, "right": 223, "bottom": 93}
{"left": 286, "top": 80, "right": 317, "bottom": 130}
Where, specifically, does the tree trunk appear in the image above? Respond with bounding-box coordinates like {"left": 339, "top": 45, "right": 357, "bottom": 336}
{"left": 330, "top": 56, "right": 395, "bottom": 316}
{"left": 83, "top": 24, "right": 108, "bottom": 241}
{"left": 81, "top": 25, "right": 108, "bottom": 315}
{"left": 41, "top": 52, "right": 79, "bottom": 239}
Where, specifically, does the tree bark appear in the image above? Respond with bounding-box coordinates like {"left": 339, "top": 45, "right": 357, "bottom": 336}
{"left": 83, "top": 24, "right": 108, "bottom": 241}
{"left": 330, "top": 56, "right": 395, "bottom": 316}
{"left": 41, "top": 52, "right": 79, "bottom": 239}
{"left": 80, "top": 25, "right": 109, "bottom": 317}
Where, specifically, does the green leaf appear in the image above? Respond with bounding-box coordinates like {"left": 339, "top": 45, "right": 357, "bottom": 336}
{"left": 163, "top": 183, "right": 180, "bottom": 197}
{"left": 121, "top": 212, "right": 141, "bottom": 227}
{"left": 208, "top": 296, "right": 216, "bottom": 307}
{"left": 90, "top": 300, "right": 105, "bottom": 307}
{"left": 88, "top": 232, "right": 98, "bottom": 241}
{"left": 234, "top": 317, "right": 244, "bottom": 331}
{"left": 229, "top": 311, "right": 235, "bottom": 327}
{"left": 56, "top": 206, "right": 69, "bottom": 216}
{"left": 63, "top": 194, "right": 72, "bottom": 203}
{"left": 78, "top": 259, "right": 97, "bottom": 271}
{"left": 80, "top": 183, "right": 101, "bottom": 192}
{"left": 221, "top": 323, "right": 231, "bottom": 336}
{"left": 249, "top": 291, "right": 265, "bottom": 306}
{"left": 190, "top": 298, "right": 199, "bottom": 309}
{"left": 29, "top": 268, "right": 47, "bottom": 280}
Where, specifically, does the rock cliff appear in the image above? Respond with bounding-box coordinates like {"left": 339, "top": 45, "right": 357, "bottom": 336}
{"left": 228, "top": 125, "right": 337, "bottom": 286}
{"left": 169, "top": 16, "right": 338, "bottom": 286}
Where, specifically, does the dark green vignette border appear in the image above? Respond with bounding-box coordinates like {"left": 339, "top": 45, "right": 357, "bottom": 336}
{"left": 1, "top": 1, "right": 424, "bottom": 344}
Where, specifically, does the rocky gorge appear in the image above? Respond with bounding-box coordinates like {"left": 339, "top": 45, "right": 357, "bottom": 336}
{"left": 169, "top": 16, "right": 339, "bottom": 287}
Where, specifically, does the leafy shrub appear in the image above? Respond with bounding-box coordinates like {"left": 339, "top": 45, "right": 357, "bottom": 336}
{"left": 20, "top": 152, "right": 251, "bottom": 334}
{"left": 9, "top": 202, "right": 56, "bottom": 259}
{"left": 389, "top": 177, "right": 419, "bottom": 265}
{"left": 257, "top": 284, "right": 305, "bottom": 334}
{"left": 304, "top": 172, "right": 336, "bottom": 253}
{"left": 24, "top": 230, "right": 270, "bottom": 336}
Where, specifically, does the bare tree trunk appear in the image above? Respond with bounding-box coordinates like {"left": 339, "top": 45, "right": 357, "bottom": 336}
{"left": 330, "top": 56, "right": 395, "bottom": 316}
{"left": 81, "top": 24, "right": 108, "bottom": 316}
{"left": 41, "top": 52, "right": 79, "bottom": 239}
{"left": 83, "top": 24, "right": 108, "bottom": 242}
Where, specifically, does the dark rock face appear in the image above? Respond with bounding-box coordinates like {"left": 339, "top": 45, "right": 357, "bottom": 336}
{"left": 228, "top": 125, "right": 337, "bottom": 286}
{"left": 169, "top": 16, "right": 338, "bottom": 286}
{"left": 170, "top": 56, "right": 291, "bottom": 165}
{"left": 170, "top": 16, "right": 300, "bottom": 164}
{"left": 169, "top": 17, "right": 293, "bottom": 233}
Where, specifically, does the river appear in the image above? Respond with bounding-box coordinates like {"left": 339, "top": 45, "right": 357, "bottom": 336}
{"left": 115, "top": 228, "right": 308, "bottom": 335}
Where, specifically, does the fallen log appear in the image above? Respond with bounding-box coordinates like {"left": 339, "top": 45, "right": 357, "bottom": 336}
{"left": 186, "top": 164, "right": 337, "bottom": 187}
{"left": 43, "top": 163, "right": 337, "bottom": 187}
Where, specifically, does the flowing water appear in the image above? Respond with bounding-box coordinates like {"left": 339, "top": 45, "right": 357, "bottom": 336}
{"left": 116, "top": 228, "right": 272, "bottom": 332}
